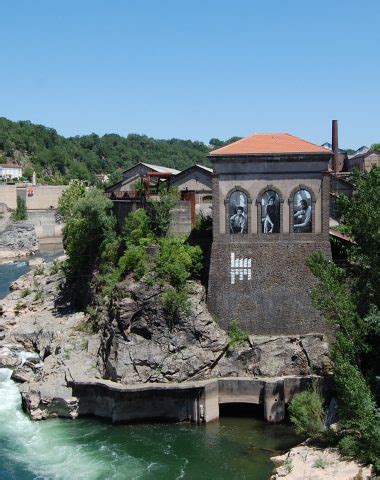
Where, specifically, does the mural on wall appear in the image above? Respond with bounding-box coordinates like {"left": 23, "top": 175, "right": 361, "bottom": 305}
{"left": 229, "top": 190, "right": 248, "bottom": 234}
{"left": 261, "top": 190, "right": 280, "bottom": 233}
{"left": 293, "top": 189, "right": 312, "bottom": 232}
{"left": 230, "top": 252, "right": 252, "bottom": 284}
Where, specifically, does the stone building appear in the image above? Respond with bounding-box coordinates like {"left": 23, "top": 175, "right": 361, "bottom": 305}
{"left": 207, "top": 133, "right": 332, "bottom": 335}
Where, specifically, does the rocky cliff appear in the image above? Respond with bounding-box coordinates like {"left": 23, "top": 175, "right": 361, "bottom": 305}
{"left": 100, "top": 276, "right": 331, "bottom": 384}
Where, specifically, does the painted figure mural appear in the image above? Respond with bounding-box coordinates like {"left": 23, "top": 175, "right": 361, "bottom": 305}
{"left": 229, "top": 190, "right": 248, "bottom": 233}
{"left": 261, "top": 190, "right": 280, "bottom": 233}
{"left": 293, "top": 189, "right": 312, "bottom": 232}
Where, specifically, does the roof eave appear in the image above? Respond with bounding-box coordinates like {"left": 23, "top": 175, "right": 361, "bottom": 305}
{"left": 208, "top": 151, "right": 332, "bottom": 158}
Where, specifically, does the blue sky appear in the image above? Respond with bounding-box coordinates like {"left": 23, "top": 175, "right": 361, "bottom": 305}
{"left": 1, "top": 0, "right": 379, "bottom": 148}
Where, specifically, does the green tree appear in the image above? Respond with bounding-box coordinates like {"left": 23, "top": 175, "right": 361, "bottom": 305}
{"left": 57, "top": 180, "right": 87, "bottom": 222}
{"left": 337, "top": 166, "right": 380, "bottom": 310}
{"left": 305, "top": 166, "right": 380, "bottom": 470}
{"left": 64, "top": 189, "right": 117, "bottom": 305}
{"left": 22, "top": 167, "right": 34, "bottom": 181}
{"left": 11, "top": 196, "right": 27, "bottom": 221}
{"left": 147, "top": 188, "right": 180, "bottom": 237}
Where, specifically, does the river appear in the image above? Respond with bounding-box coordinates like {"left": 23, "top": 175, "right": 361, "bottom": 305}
{"left": 0, "top": 250, "right": 302, "bottom": 480}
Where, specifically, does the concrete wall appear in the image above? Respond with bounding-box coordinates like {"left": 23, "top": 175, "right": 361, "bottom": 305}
{"left": 27, "top": 210, "right": 63, "bottom": 240}
{"left": 0, "top": 185, "right": 17, "bottom": 209}
{"left": 168, "top": 201, "right": 192, "bottom": 235}
{"left": 23, "top": 186, "right": 66, "bottom": 210}
{"left": 0, "top": 185, "right": 66, "bottom": 210}
{"left": 69, "top": 375, "right": 329, "bottom": 425}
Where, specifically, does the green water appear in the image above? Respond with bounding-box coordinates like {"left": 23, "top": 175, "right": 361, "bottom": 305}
{"left": 0, "top": 370, "right": 300, "bottom": 480}
{"left": 0, "top": 249, "right": 301, "bottom": 480}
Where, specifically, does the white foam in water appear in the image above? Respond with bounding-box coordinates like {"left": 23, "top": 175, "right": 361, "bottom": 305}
{"left": 0, "top": 367, "right": 147, "bottom": 479}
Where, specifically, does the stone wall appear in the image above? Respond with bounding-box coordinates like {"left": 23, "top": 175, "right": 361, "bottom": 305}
{"left": 208, "top": 240, "right": 331, "bottom": 334}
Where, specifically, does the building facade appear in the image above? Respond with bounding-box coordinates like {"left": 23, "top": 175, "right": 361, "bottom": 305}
{"left": 207, "top": 133, "right": 332, "bottom": 335}
{"left": 170, "top": 164, "right": 213, "bottom": 217}
{"left": 0, "top": 164, "right": 22, "bottom": 180}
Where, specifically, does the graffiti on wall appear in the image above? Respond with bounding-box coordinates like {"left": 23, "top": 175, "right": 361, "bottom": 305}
{"left": 230, "top": 252, "right": 252, "bottom": 284}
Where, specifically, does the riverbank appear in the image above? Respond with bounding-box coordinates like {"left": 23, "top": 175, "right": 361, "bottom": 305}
{"left": 271, "top": 443, "right": 376, "bottom": 479}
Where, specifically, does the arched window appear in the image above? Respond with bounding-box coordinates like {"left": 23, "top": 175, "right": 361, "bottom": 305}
{"left": 293, "top": 189, "right": 312, "bottom": 233}
{"left": 229, "top": 190, "right": 248, "bottom": 234}
{"left": 261, "top": 190, "right": 280, "bottom": 233}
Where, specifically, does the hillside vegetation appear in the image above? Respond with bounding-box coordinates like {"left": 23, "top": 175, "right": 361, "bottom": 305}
{"left": 0, "top": 117, "right": 239, "bottom": 185}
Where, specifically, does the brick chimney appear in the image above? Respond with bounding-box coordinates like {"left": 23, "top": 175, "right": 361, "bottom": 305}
{"left": 332, "top": 120, "right": 339, "bottom": 173}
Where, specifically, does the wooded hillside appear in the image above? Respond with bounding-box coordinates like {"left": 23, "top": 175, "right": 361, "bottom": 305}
{"left": 0, "top": 117, "right": 237, "bottom": 184}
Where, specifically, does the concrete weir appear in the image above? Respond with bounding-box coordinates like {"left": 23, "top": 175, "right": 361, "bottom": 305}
{"left": 69, "top": 375, "right": 329, "bottom": 424}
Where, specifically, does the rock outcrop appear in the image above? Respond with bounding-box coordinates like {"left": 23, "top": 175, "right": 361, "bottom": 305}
{"left": 0, "top": 260, "right": 100, "bottom": 419}
{"left": 0, "top": 220, "right": 38, "bottom": 259}
{"left": 271, "top": 444, "right": 375, "bottom": 479}
{"left": 100, "top": 276, "right": 331, "bottom": 383}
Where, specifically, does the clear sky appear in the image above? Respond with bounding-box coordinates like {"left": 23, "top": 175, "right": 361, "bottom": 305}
{"left": 1, "top": 0, "right": 379, "bottom": 148}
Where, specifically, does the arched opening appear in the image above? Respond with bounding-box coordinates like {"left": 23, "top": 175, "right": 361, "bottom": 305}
{"left": 260, "top": 190, "right": 281, "bottom": 233}
{"left": 229, "top": 190, "right": 248, "bottom": 234}
{"left": 293, "top": 189, "right": 312, "bottom": 233}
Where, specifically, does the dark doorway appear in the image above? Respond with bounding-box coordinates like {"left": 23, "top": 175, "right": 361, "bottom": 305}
{"left": 219, "top": 403, "right": 264, "bottom": 418}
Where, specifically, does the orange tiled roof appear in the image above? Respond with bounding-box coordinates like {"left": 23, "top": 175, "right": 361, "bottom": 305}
{"left": 209, "top": 133, "right": 331, "bottom": 156}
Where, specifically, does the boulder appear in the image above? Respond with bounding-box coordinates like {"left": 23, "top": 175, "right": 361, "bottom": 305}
{"left": 20, "top": 381, "right": 79, "bottom": 420}
{"left": 11, "top": 360, "right": 43, "bottom": 383}
{"left": 0, "top": 346, "right": 22, "bottom": 368}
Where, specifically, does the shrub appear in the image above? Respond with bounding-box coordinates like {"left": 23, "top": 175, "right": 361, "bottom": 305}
{"left": 33, "top": 265, "right": 44, "bottom": 276}
{"left": 156, "top": 237, "right": 202, "bottom": 289}
{"left": 288, "top": 382, "right": 325, "bottom": 438}
{"left": 118, "top": 245, "right": 148, "bottom": 280}
{"left": 123, "top": 208, "right": 153, "bottom": 246}
{"left": 49, "top": 260, "right": 61, "bottom": 275}
{"left": 33, "top": 287, "right": 44, "bottom": 302}
{"left": 161, "top": 287, "right": 191, "bottom": 328}
{"left": 11, "top": 196, "right": 27, "bottom": 221}
{"left": 14, "top": 301, "right": 24, "bottom": 313}
{"left": 228, "top": 320, "right": 249, "bottom": 348}
{"left": 20, "top": 288, "right": 31, "bottom": 298}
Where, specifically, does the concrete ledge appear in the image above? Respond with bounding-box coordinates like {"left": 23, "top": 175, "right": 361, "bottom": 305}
{"left": 68, "top": 375, "right": 331, "bottom": 425}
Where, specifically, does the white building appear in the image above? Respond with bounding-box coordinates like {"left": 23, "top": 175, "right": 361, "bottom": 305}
{"left": 0, "top": 164, "right": 23, "bottom": 180}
